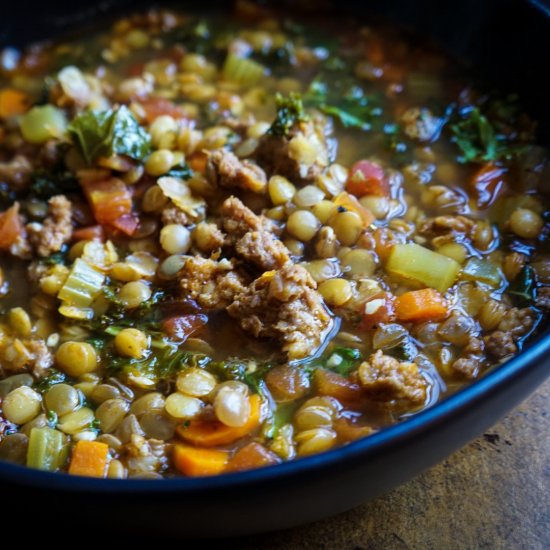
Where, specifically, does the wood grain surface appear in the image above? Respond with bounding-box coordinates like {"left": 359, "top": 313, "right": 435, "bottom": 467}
{"left": 225, "top": 378, "right": 550, "bottom": 550}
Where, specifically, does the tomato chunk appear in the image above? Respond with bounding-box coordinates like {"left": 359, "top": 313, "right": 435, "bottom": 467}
{"left": 162, "top": 314, "right": 208, "bottom": 342}
{"left": 469, "top": 163, "right": 507, "bottom": 209}
{"left": 360, "top": 292, "right": 396, "bottom": 330}
{"left": 346, "top": 160, "right": 389, "bottom": 197}
{"left": 140, "top": 97, "right": 186, "bottom": 124}
{"left": 225, "top": 442, "right": 280, "bottom": 473}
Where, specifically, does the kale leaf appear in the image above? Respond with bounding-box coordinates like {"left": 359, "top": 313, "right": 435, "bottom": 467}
{"left": 267, "top": 92, "right": 309, "bottom": 137}
{"left": 68, "top": 105, "right": 151, "bottom": 165}
{"left": 324, "top": 346, "right": 362, "bottom": 376}
{"left": 450, "top": 105, "right": 527, "bottom": 164}
{"left": 508, "top": 265, "right": 537, "bottom": 306}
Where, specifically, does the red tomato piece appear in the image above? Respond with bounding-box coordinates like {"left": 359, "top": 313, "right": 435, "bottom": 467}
{"left": 162, "top": 314, "right": 208, "bottom": 342}
{"left": 140, "top": 97, "right": 186, "bottom": 124}
{"left": 470, "top": 163, "right": 507, "bottom": 209}
{"left": 0, "top": 203, "right": 23, "bottom": 250}
{"left": 346, "top": 160, "right": 389, "bottom": 197}
{"left": 81, "top": 178, "right": 136, "bottom": 235}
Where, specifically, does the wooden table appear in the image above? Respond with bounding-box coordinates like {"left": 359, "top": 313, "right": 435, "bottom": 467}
{"left": 227, "top": 378, "right": 550, "bottom": 549}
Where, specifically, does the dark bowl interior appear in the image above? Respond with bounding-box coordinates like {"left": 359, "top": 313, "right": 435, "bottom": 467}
{"left": 1, "top": 0, "right": 550, "bottom": 536}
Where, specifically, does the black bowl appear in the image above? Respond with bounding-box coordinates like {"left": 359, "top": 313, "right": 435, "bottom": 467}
{"left": 1, "top": 0, "right": 550, "bottom": 536}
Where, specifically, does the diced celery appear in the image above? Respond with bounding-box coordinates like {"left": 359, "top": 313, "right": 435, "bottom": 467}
{"left": 222, "top": 53, "right": 265, "bottom": 86}
{"left": 58, "top": 258, "right": 105, "bottom": 308}
{"left": 27, "top": 427, "right": 67, "bottom": 471}
{"left": 386, "top": 243, "right": 460, "bottom": 293}
{"left": 19, "top": 105, "right": 67, "bottom": 144}
{"left": 461, "top": 258, "right": 502, "bottom": 287}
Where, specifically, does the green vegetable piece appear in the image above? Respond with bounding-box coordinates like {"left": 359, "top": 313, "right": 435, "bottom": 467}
{"left": 461, "top": 258, "right": 502, "bottom": 287}
{"left": 222, "top": 53, "right": 265, "bottom": 86}
{"left": 20, "top": 105, "right": 67, "bottom": 144}
{"left": 508, "top": 265, "right": 536, "bottom": 306}
{"left": 58, "top": 258, "right": 106, "bottom": 308}
{"left": 386, "top": 243, "right": 460, "bottom": 293}
{"left": 27, "top": 427, "right": 67, "bottom": 471}
{"left": 325, "top": 346, "right": 362, "bottom": 376}
{"left": 68, "top": 105, "right": 151, "bottom": 164}
{"left": 34, "top": 370, "right": 67, "bottom": 393}
{"left": 268, "top": 92, "right": 309, "bottom": 137}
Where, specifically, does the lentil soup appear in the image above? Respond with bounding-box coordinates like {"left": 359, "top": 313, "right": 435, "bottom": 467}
{"left": 0, "top": 3, "right": 549, "bottom": 478}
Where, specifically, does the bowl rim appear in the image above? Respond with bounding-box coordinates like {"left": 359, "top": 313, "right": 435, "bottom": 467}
{"left": 1, "top": 327, "right": 549, "bottom": 493}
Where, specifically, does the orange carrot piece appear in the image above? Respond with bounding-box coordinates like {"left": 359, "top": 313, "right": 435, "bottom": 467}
{"left": 0, "top": 203, "right": 23, "bottom": 250}
{"left": 225, "top": 442, "right": 280, "bottom": 473}
{"left": 176, "top": 394, "right": 262, "bottom": 447}
{"left": 333, "top": 191, "right": 375, "bottom": 227}
{"left": 173, "top": 444, "right": 229, "bottom": 477}
{"left": 68, "top": 440, "right": 109, "bottom": 477}
{"left": 72, "top": 225, "right": 105, "bottom": 242}
{"left": 187, "top": 151, "right": 208, "bottom": 174}
{"left": 314, "top": 369, "right": 363, "bottom": 403}
{"left": 0, "top": 89, "right": 30, "bottom": 118}
{"left": 394, "top": 288, "right": 448, "bottom": 322}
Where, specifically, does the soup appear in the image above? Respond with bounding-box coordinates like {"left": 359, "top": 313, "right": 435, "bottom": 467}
{"left": 0, "top": 3, "right": 548, "bottom": 478}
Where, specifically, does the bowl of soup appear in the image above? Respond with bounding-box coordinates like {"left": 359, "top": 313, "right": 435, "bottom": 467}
{"left": 0, "top": 0, "right": 549, "bottom": 536}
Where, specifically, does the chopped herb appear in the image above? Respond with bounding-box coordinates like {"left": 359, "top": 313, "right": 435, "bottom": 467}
{"left": 166, "top": 163, "right": 193, "bottom": 180}
{"left": 508, "top": 265, "right": 537, "bottom": 306}
{"left": 450, "top": 105, "right": 527, "bottom": 164}
{"left": 325, "top": 346, "right": 362, "bottom": 376}
{"left": 267, "top": 92, "right": 309, "bottom": 137}
{"left": 30, "top": 171, "right": 79, "bottom": 199}
{"left": 42, "top": 247, "right": 69, "bottom": 266}
{"left": 68, "top": 105, "right": 151, "bottom": 165}
{"left": 262, "top": 401, "right": 297, "bottom": 439}
{"left": 35, "top": 370, "right": 67, "bottom": 393}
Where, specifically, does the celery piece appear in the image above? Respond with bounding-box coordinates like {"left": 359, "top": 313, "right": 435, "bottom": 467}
{"left": 27, "top": 427, "right": 67, "bottom": 471}
{"left": 222, "top": 53, "right": 265, "bottom": 86}
{"left": 461, "top": 258, "right": 502, "bottom": 287}
{"left": 386, "top": 243, "right": 460, "bottom": 293}
{"left": 58, "top": 258, "right": 105, "bottom": 308}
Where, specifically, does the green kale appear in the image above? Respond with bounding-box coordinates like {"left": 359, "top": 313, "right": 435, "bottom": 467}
{"left": 42, "top": 247, "right": 70, "bottom": 266}
{"left": 304, "top": 77, "right": 382, "bottom": 131}
{"left": 267, "top": 92, "right": 309, "bottom": 137}
{"left": 35, "top": 370, "right": 67, "bottom": 393}
{"left": 450, "top": 105, "right": 527, "bottom": 164}
{"left": 262, "top": 401, "right": 297, "bottom": 440}
{"left": 46, "top": 410, "right": 58, "bottom": 429}
{"left": 324, "top": 346, "right": 362, "bottom": 376}
{"left": 30, "top": 173, "right": 79, "bottom": 200}
{"left": 508, "top": 265, "right": 537, "bottom": 306}
{"left": 166, "top": 163, "right": 193, "bottom": 179}
{"left": 68, "top": 105, "right": 151, "bottom": 165}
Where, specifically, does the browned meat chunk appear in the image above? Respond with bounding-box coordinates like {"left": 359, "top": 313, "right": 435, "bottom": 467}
{"left": 0, "top": 338, "right": 53, "bottom": 378}
{"left": 26, "top": 195, "right": 73, "bottom": 257}
{"left": 451, "top": 336, "right": 485, "bottom": 379}
{"left": 207, "top": 149, "right": 267, "bottom": 193}
{"left": 179, "top": 256, "right": 247, "bottom": 309}
{"left": 0, "top": 155, "right": 33, "bottom": 190}
{"left": 227, "top": 264, "right": 333, "bottom": 360}
{"left": 536, "top": 286, "right": 550, "bottom": 310}
{"left": 358, "top": 350, "right": 427, "bottom": 405}
{"left": 255, "top": 119, "right": 329, "bottom": 184}
{"left": 497, "top": 307, "right": 535, "bottom": 338}
{"left": 220, "top": 196, "right": 274, "bottom": 238}
{"left": 235, "top": 230, "right": 290, "bottom": 271}
{"left": 484, "top": 331, "right": 517, "bottom": 359}
{"left": 161, "top": 205, "right": 191, "bottom": 227}
{"left": 400, "top": 107, "right": 441, "bottom": 142}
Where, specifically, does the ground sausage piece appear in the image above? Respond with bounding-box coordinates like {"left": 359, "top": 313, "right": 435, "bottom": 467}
{"left": 227, "top": 264, "right": 333, "bottom": 360}
{"left": 400, "top": 107, "right": 441, "bottom": 142}
{"left": 536, "top": 287, "right": 550, "bottom": 310}
{"left": 0, "top": 338, "right": 53, "bottom": 377}
{"left": 497, "top": 307, "right": 535, "bottom": 338}
{"left": 236, "top": 231, "right": 290, "bottom": 271}
{"left": 207, "top": 149, "right": 267, "bottom": 193}
{"left": 25, "top": 340, "right": 54, "bottom": 378}
{"left": 220, "top": 196, "right": 276, "bottom": 239}
{"left": 123, "top": 435, "right": 168, "bottom": 477}
{"left": 161, "top": 205, "right": 191, "bottom": 227}
{"left": 0, "top": 155, "right": 33, "bottom": 190}
{"left": 27, "top": 195, "right": 73, "bottom": 257}
{"left": 358, "top": 350, "right": 427, "bottom": 405}
{"left": 255, "top": 119, "right": 329, "bottom": 184}
{"left": 484, "top": 331, "right": 517, "bottom": 359}
{"left": 451, "top": 336, "right": 485, "bottom": 379}
{"left": 179, "top": 256, "right": 247, "bottom": 309}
